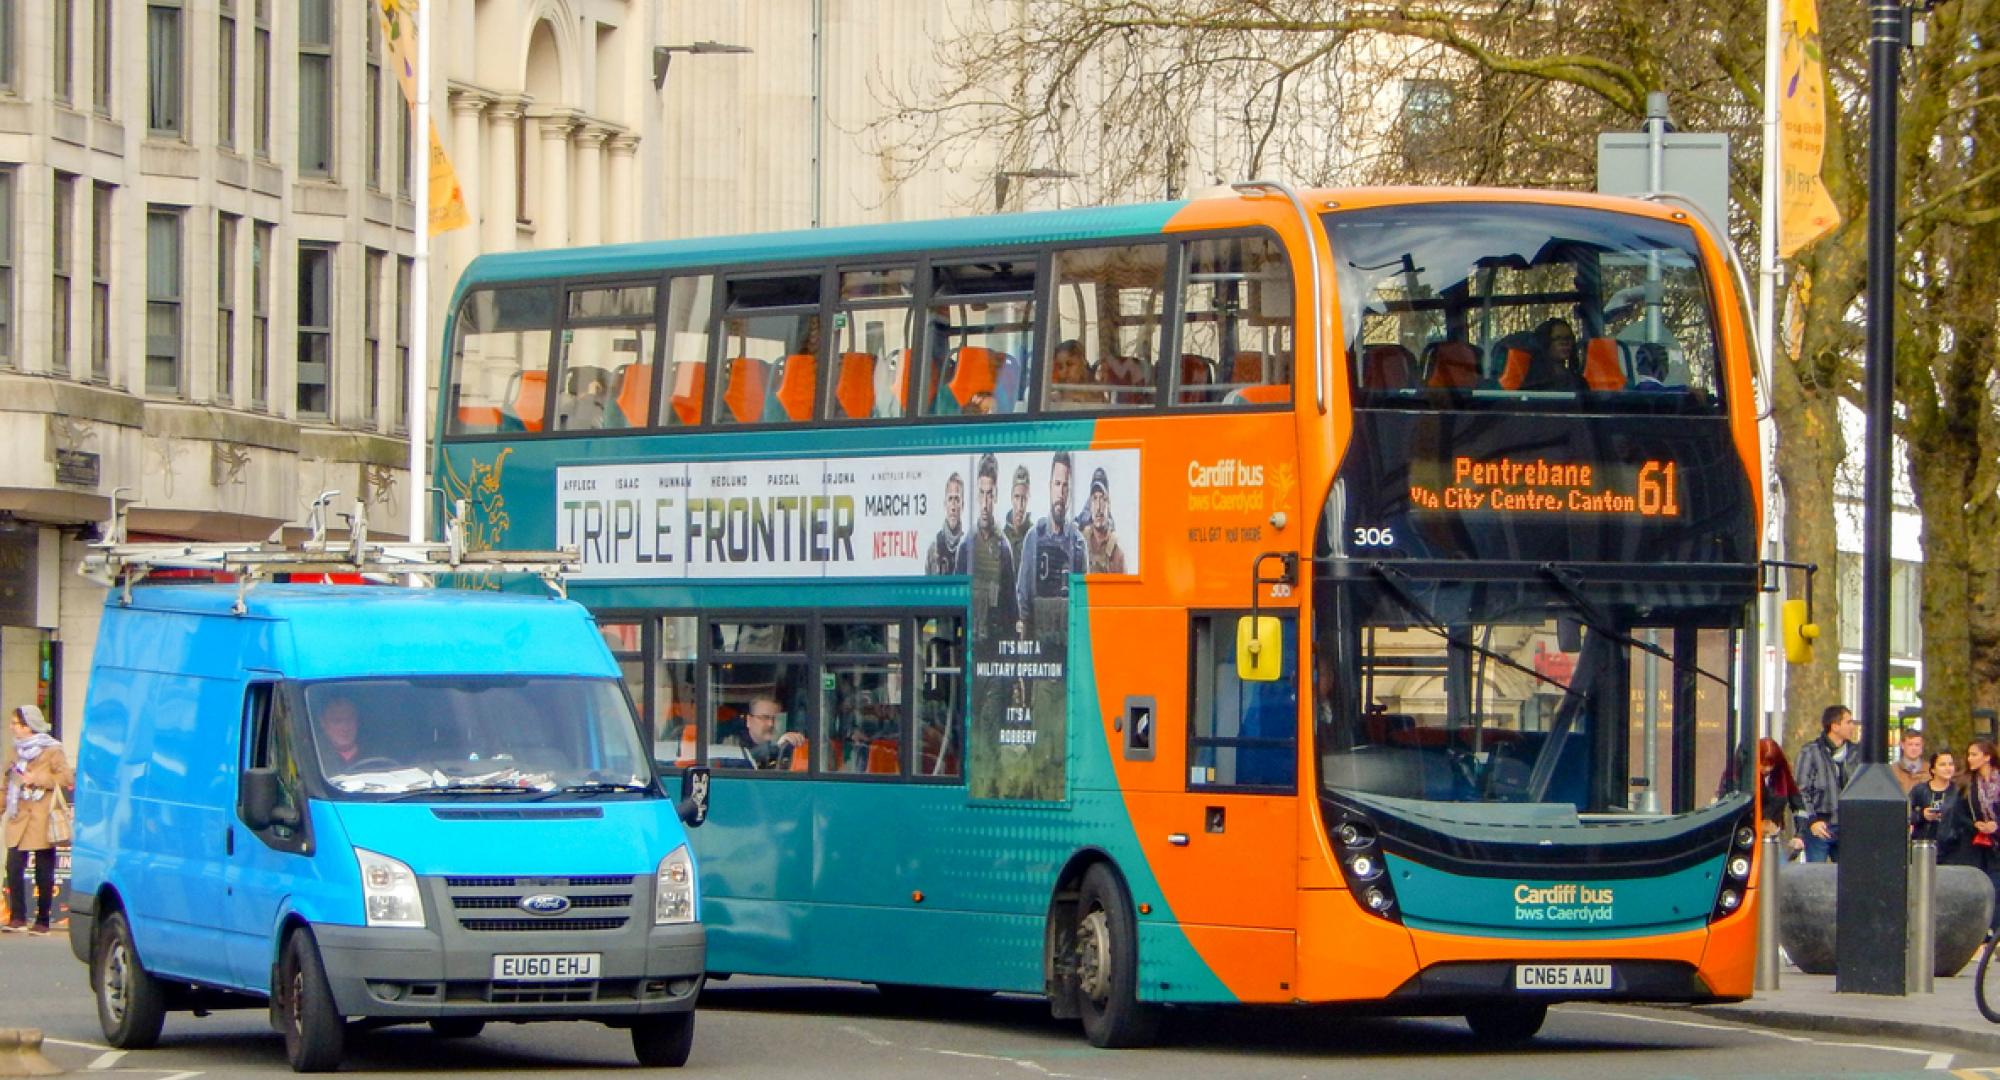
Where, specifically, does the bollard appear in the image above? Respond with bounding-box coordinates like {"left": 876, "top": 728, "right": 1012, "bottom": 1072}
{"left": 1835, "top": 763, "right": 1910, "bottom": 994}
{"left": 1757, "top": 833, "right": 1782, "bottom": 991}
{"left": 0, "top": 1027, "right": 63, "bottom": 1076}
{"left": 1908, "top": 838, "right": 1937, "bottom": 993}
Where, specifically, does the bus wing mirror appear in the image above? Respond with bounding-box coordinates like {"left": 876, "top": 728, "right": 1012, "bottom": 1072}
{"left": 678, "top": 766, "right": 711, "bottom": 828}
{"left": 1236, "top": 616, "right": 1283, "bottom": 683}
{"left": 1556, "top": 616, "right": 1583, "bottom": 654}
{"left": 1782, "top": 598, "right": 1820, "bottom": 665}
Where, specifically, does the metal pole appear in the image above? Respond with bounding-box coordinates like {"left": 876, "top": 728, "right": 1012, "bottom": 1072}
{"left": 1757, "top": 833, "right": 1783, "bottom": 990}
{"left": 1907, "top": 838, "right": 1937, "bottom": 993}
{"left": 406, "top": 0, "right": 432, "bottom": 543}
{"left": 1757, "top": 0, "right": 1785, "bottom": 749}
{"left": 1859, "top": 0, "right": 1902, "bottom": 765}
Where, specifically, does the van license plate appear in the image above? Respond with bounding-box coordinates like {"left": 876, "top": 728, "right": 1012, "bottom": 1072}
{"left": 1514, "top": 964, "right": 1612, "bottom": 991}
{"left": 492, "top": 953, "right": 601, "bottom": 981}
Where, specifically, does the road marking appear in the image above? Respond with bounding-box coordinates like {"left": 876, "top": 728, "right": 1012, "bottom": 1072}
{"left": 1571, "top": 1008, "right": 1953, "bottom": 1067}
{"left": 87, "top": 1049, "right": 126, "bottom": 1069}
{"left": 42, "top": 1037, "right": 113, "bottom": 1052}
{"left": 924, "top": 1047, "right": 1114, "bottom": 1080}
{"left": 839, "top": 1024, "right": 896, "bottom": 1048}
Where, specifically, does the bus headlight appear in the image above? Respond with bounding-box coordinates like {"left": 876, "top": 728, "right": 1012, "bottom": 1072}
{"left": 1717, "top": 888, "right": 1742, "bottom": 913}
{"left": 355, "top": 848, "right": 425, "bottom": 929}
{"left": 1728, "top": 855, "right": 1752, "bottom": 880}
{"left": 655, "top": 845, "right": 696, "bottom": 925}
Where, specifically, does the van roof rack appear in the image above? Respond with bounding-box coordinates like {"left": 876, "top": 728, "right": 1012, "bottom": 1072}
{"left": 81, "top": 490, "right": 579, "bottom": 612}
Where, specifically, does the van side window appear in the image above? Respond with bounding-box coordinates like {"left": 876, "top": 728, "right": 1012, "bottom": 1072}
{"left": 241, "top": 682, "right": 310, "bottom": 853}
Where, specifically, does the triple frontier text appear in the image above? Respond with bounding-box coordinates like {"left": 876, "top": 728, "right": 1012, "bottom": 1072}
{"left": 561, "top": 476, "right": 860, "bottom": 567}
{"left": 1513, "top": 882, "right": 1616, "bottom": 924}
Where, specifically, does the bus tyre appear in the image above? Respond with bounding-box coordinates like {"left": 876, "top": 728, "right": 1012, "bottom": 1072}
{"left": 428, "top": 1018, "right": 485, "bottom": 1038}
{"left": 94, "top": 909, "right": 167, "bottom": 1049}
{"left": 278, "top": 929, "right": 346, "bottom": 1073}
{"left": 1464, "top": 1001, "right": 1548, "bottom": 1043}
{"left": 1073, "top": 864, "right": 1161, "bottom": 1048}
{"left": 631, "top": 1011, "right": 695, "bottom": 1067}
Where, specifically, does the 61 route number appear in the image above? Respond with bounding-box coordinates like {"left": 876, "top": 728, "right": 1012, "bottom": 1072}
{"left": 1351, "top": 526, "right": 1396, "bottom": 548}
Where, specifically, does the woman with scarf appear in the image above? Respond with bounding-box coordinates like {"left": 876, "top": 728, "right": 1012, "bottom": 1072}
{"left": 6, "top": 704, "right": 71, "bottom": 933}
{"left": 1949, "top": 739, "right": 2000, "bottom": 929}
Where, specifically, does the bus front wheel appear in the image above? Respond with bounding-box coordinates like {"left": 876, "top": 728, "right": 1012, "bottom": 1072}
{"left": 1072, "top": 864, "right": 1161, "bottom": 1048}
{"left": 1464, "top": 1001, "right": 1548, "bottom": 1043}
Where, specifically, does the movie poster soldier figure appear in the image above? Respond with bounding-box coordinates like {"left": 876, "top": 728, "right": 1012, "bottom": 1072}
{"left": 926, "top": 471, "right": 965, "bottom": 575}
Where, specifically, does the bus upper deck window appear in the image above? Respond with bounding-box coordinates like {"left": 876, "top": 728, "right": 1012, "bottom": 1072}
{"left": 554, "top": 283, "right": 657, "bottom": 431}
{"left": 1046, "top": 243, "right": 1169, "bottom": 413}
{"left": 1173, "top": 234, "right": 1294, "bottom": 409}
{"left": 716, "top": 274, "right": 821, "bottom": 427}
{"left": 446, "top": 286, "right": 555, "bottom": 436}
{"left": 832, "top": 268, "right": 915, "bottom": 421}
{"left": 923, "top": 259, "right": 1036, "bottom": 418}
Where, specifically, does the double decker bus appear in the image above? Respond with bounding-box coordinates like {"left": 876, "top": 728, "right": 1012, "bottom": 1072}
{"left": 432, "top": 183, "right": 1764, "bottom": 1046}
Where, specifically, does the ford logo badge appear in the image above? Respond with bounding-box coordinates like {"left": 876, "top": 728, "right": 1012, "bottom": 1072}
{"left": 519, "top": 893, "right": 571, "bottom": 915}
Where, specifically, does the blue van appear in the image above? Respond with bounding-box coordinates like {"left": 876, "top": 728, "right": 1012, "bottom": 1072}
{"left": 67, "top": 584, "right": 710, "bottom": 1072}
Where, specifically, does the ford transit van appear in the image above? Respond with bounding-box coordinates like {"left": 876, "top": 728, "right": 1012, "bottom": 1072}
{"left": 67, "top": 583, "right": 710, "bottom": 1071}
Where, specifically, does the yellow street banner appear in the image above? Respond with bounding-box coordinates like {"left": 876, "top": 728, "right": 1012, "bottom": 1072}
{"left": 1777, "top": 0, "right": 1840, "bottom": 257}
{"left": 377, "top": 0, "right": 470, "bottom": 235}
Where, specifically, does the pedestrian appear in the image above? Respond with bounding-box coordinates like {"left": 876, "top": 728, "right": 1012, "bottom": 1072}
{"left": 1909, "top": 749, "right": 1963, "bottom": 856}
{"left": 1794, "top": 704, "right": 1859, "bottom": 862}
{"left": 5, "top": 704, "right": 72, "bottom": 933}
{"left": 1756, "top": 737, "right": 1807, "bottom": 856}
{"left": 1947, "top": 739, "right": 2000, "bottom": 927}
{"left": 1892, "top": 726, "right": 1930, "bottom": 795}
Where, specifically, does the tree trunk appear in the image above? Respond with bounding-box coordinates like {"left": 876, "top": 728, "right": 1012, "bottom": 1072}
{"left": 1774, "top": 378, "right": 1846, "bottom": 756}
{"left": 1909, "top": 440, "right": 1977, "bottom": 753}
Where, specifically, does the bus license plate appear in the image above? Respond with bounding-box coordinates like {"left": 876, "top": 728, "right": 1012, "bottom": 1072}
{"left": 492, "top": 953, "right": 601, "bottom": 981}
{"left": 1514, "top": 964, "right": 1612, "bottom": 991}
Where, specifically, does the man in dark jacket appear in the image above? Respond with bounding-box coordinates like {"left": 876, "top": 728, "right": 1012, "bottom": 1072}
{"left": 1795, "top": 704, "right": 1859, "bottom": 862}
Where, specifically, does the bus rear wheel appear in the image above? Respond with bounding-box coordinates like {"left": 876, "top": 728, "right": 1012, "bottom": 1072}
{"left": 1072, "top": 864, "right": 1160, "bottom": 1048}
{"left": 1464, "top": 1001, "right": 1548, "bottom": 1043}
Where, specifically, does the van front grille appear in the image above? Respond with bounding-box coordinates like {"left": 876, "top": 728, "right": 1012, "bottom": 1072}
{"left": 459, "top": 916, "right": 628, "bottom": 933}
{"left": 438, "top": 874, "right": 640, "bottom": 933}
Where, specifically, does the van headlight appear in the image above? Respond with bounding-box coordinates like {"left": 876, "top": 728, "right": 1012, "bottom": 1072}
{"left": 655, "top": 845, "right": 696, "bottom": 925}
{"left": 355, "top": 848, "right": 426, "bottom": 929}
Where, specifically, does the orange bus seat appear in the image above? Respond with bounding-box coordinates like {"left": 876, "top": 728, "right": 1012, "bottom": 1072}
{"left": 774, "top": 353, "right": 818, "bottom": 421}
{"left": 1426, "top": 342, "right": 1482, "bottom": 388}
{"left": 670, "top": 362, "right": 707, "bottom": 425}
{"left": 457, "top": 405, "right": 503, "bottom": 430}
{"left": 867, "top": 740, "right": 901, "bottom": 775}
{"left": 1497, "top": 347, "right": 1532, "bottom": 391}
{"left": 947, "top": 347, "right": 1002, "bottom": 409}
{"left": 789, "top": 742, "right": 810, "bottom": 771}
{"left": 1583, "top": 338, "right": 1627, "bottom": 390}
{"left": 1361, "top": 343, "right": 1416, "bottom": 390}
{"left": 509, "top": 370, "right": 547, "bottom": 432}
{"left": 1098, "top": 354, "right": 1151, "bottom": 404}
{"left": 723, "top": 358, "right": 768, "bottom": 424}
{"left": 614, "top": 363, "right": 653, "bottom": 427}
{"left": 1179, "top": 354, "right": 1215, "bottom": 402}
{"left": 834, "top": 352, "right": 876, "bottom": 419}
{"left": 1230, "top": 351, "right": 1265, "bottom": 385}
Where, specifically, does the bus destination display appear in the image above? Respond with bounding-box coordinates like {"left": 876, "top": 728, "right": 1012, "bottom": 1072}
{"left": 1407, "top": 455, "right": 1682, "bottom": 518}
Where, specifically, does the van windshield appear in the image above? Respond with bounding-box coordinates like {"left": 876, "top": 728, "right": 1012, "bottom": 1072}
{"left": 301, "top": 677, "right": 656, "bottom": 800}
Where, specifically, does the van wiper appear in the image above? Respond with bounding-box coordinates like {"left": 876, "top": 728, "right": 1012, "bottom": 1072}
{"left": 384, "top": 782, "right": 538, "bottom": 801}
{"left": 1538, "top": 563, "right": 1731, "bottom": 689}
{"left": 531, "top": 781, "right": 653, "bottom": 800}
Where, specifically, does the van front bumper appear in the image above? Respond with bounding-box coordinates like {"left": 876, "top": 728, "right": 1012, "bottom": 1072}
{"left": 312, "top": 922, "right": 705, "bottom": 1022}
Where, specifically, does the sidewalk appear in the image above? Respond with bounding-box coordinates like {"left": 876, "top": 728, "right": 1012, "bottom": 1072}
{"left": 1683, "top": 968, "right": 2000, "bottom": 1055}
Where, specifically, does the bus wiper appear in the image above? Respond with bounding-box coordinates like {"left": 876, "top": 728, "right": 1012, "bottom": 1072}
{"left": 1365, "top": 563, "right": 1576, "bottom": 697}
{"left": 1538, "top": 563, "right": 1731, "bottom": 689}
{"left": 531, "top": 781, "right": 653, "bottom": 800}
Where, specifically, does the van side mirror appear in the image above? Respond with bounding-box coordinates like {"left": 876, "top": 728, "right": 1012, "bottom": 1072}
{"left": 677, "top": 766, "right": 710, "bottom": 828}
{"left": 243, "top": 767, "right": 279, "bottom": 830}
{"left": 1236, "top": 616, "right": 1282, "bottom": 683}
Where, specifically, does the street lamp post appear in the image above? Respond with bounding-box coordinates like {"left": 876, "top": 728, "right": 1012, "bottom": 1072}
{"left": 652, "top": 41, "right": 753, "bottom": 89}
{"left": 993, "top": 168, "right": 1077, "bottom": 213}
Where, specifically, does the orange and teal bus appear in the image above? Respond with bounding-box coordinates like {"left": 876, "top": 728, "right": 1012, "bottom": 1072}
{"left": 433, "top": 183, "right": 1764, "bottom": 1046}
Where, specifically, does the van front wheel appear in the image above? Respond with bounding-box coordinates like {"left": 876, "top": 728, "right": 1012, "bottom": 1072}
{"left": 278, "top": 929, "right": 346, "bottom": 1072}
{"left": 631, "top": 1011, "right": 695, "bottom": 1067}
{"left": 94, "top": 910, "right": 166, "bottom": 1049}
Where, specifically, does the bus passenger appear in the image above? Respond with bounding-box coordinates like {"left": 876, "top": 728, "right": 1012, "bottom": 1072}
{"left": 1048, "top": 341, "right": 1103, "bottom": 406}
{"left": 1631, "top": 343, "right": 1672, "bottom": 392}
{"left": 1523, "top": 319, "right": 1585, "bottom": 392}
{"left": 1016, "top": 452, "right": 1084, "bottom": 638}
{"left": 956, "top": 453, "right": 1019, "bottom": 638}
{"left": 926, "top": 472, "right": 965, "bottom": 575}
{"left": 1004, "top": 465, "right": 1033, "bottom": 553}
{"left": 722, "top": 695, "right": 806, "bottom": 770}
{"left": 1081, "top": 467, "right": 1126, "bottom": 574}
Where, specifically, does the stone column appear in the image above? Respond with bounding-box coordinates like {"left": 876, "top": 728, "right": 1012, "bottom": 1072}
{"left": 446, "top": 85, "right": 491, "bottom": 265}
{"left": 483, "top": 95, "right": 527, "bottom": 254}
{"left": 532, "top": 108, "right": 579, "bottom": 249}
{"left": 571, "top": 124, "right": 608, "bottom": 247}
{"left": 606, "top": 132, "right": 638, "bottom": 244}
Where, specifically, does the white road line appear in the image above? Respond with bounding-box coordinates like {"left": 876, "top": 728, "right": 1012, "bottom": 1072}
{"left": 42, "top": 1037, "right": 113, "bottom": 1052}
{"left": 923, "top": 1047, "right": 1114, "bottom": 1080}
{"left": 87, "top": 1049, "right": 127, "bottom": 1069}
{"left": 839, "top": 1023, "right": 896, "bottom": 1048}
{"left": 154, "top": 1071, "right": 205, "bottom": 1080}
{"left": 1571, "top": 1008, "right": 1953, "bottom": 1065}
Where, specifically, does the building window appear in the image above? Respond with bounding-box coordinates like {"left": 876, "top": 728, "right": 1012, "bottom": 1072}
{"left": 0, "top": 169, "right": 13, "bottom": 368}
{"left": 91, "top": 0, "right": 110, "bottom": 115}
{"left": 53, "top": 0, "right": 73, "bottom": 103}
{"left": 365, "top": 11, "right": 382, "bottom": 191}
{"left": 217, "top": 0, "right": 236, "bottom": 149}
{"left": 89, "top": 182, "right": 110, "bottom": 382}
{"left": 216, "top": 213, "right": 238, "bottom": 405}
{"left": 397, "top": 93, "right": 411, "bottom": 198}
{"left": 251, "top": 222, "right": 270, "bottom": 408}
{"left": 364, "top": 248, "right": 383, "bottom": 424}
{"left": 145, "top": 207, "right": 183, "bottom": 396}
{"left": 252, "top": 0, "right": 269, "bottom": 158}
{"left": 296, "top": 243, "right": 332, "bottom": 417}
{"left": 0, "top": 0, "right": 15, "bottom": 94}
{"left": 51, "top": 174, "right": 75, "bottom": 377}
{"left": 298, "top": 0, "right": 333, "bottom": 177}
{"left": 394, "top": 256, "right": 411, "bottom": 432}
{"left": 146, "top": 3, "right": 182, "bottom": 137}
